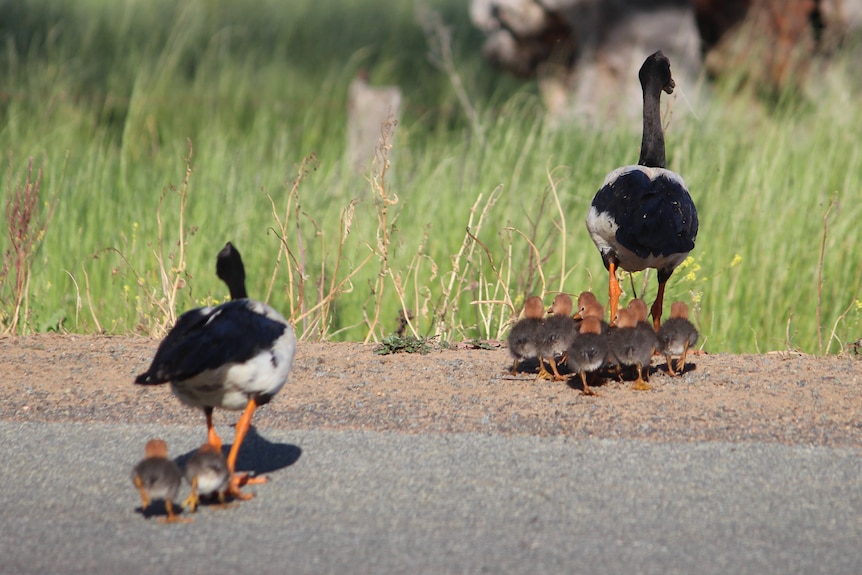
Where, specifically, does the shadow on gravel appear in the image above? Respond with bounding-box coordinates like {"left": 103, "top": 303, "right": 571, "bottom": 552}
{"left": 175, "top": 425, "right": 302, "bottom": 478}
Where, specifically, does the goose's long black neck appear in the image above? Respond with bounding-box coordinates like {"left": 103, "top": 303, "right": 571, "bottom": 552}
{"left": 226, "top": 278, "right": 248, "bottom": 300}
{"left": 216, "top": 242, "right": 249, "bottom": 300}
{"left": 638, "top": 86, "right": 666, "bottom": 169}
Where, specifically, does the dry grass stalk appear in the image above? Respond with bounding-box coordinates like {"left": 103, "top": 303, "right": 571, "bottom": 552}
{"left": 465, "top": 226, "right": 512, "bottom": 340}
{"left": 84, "top": 140, "right": 196, "bottom": 337}
{"left": 267, "top": 154, "right": 374, "bottom": 341}
{"left": 266, "top": 154, "right": 317, "bottom": 329}
{"left": 81, "top": 261, "right": 104, "bottom": 333}
{"left": 468, "top": 164, "right": 572, "bottom": 340}
{"left": 385, "top": 229, "right": 434, "bottom": 341}
{"left": 2, "top": 157, "right": 58, "bottom": 335}
{"left": 817, "top": 195, "right": 862, "bottom": 354}
{"left": 816, "top": 194, "right": 836, "bottom": 354}
{"left": 434, "top": 186, "right": 501, "bottom": 340}
{"left": 148, "top": 139, "right": 197, "bottom": 336}
{"left": 362, "top": 114, "right": 399, "bottom": 343}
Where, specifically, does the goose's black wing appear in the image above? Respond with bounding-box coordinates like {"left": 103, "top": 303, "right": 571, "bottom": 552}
{"left": 135, "top": 299, "right": 288, "bottom": 385}
{"left": 592, "top": 168, "right": 698, "bottom": 260}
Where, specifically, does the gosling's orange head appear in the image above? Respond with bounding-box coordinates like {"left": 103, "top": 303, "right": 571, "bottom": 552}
{"left": 579, "top": 317, "right": 603, "bottom": 335}
{"left": 614, "top": 308, "right": 638, "bottom": 329}
{"left": 577, "top": 291, "right": 598, "bottom": 308}
{"left": 574, "top": 291, "right": 599, "bottom": 318}
{"left": 522, "top": 296, "right": 546, "bottom": 320}
{"left": 581, "top": 302, "right": 606, "bottom": 321}
{"left": 670, "top": 301, "right": 690, "bottom": 320}
{"left": 627, "top": 298, "right": 649, "bottom": 323}
{"left": 144, "top": 439, "right": 169, "bottom": 459}
{"left": 548, "top": 293, "right": 573, "bottom": 317}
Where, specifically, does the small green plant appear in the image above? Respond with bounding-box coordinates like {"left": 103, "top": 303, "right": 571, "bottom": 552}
{"left": 373, "top": 333, "right": 433, "bottom": 355}
{"left": 465, "top": 337, "right": 494, "bottom": 350}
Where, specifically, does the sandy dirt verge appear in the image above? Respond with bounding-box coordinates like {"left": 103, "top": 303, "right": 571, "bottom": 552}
{"left": 2, "top": 334, "right": 861, "bottom": 446}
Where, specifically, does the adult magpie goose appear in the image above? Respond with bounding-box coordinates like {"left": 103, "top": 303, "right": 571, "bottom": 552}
{"left": 135, "top": 242, "right": 296, "bottom": 500}
{"left": 585, "top": 50, "right": 698, "bottom": 330}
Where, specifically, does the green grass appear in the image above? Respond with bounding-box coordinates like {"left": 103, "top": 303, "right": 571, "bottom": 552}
{"left": 1, "top": 0, "right": 861, "bottom": 353}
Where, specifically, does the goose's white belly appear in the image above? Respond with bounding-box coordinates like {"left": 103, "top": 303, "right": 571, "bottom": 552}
{"left": 586, "top": 204, "right": 690, "bottom": 273}
{"left": 171, "top": 326, "right": 296, "bottom": 410}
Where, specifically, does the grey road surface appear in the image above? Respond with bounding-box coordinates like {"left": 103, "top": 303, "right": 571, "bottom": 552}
{"left": 2, "top": 421, "right": 861, "bottom": 574}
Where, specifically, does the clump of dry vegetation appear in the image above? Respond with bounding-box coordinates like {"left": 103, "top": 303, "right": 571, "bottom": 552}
{"left": 1, "top": 157, "right": 58, "bottom": 335}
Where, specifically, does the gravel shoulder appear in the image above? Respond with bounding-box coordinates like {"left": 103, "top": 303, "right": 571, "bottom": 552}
{"left": 3, "top": 334, "right": 861, "bottom": 446}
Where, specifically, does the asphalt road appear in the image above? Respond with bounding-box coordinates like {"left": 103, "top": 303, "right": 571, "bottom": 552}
{"left": 2, "top": 420, "right": 861, "bottom": 574}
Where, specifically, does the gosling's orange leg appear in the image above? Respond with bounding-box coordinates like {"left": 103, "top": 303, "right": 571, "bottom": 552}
{"left": 608, "top": 261, "right": 622, "bottom": 326}
{"left": 676, "top": 341, "right": 691, "bottom": 374}
{"left": 134, "top": 475, "right": 150, "bottom": 510}
{"left": 160, "top": 500, "right": 193, "bottom": 524}
{"left": 536, "top": 357, "right": 554, "bottom": 380}
{"left": 548, "top": 357, "right": 569, "bottom": 382}
{"left": 226, "top": 398, "right": 266, "bottom": 500}
{"left": 631, "top": 364, "right": 653, "bottom": 391}
{"left": 509, "top": 359, "right": 520, "bottom": 376}
{"left": 665, "top": 353, "right": 677, "bottom": 376}
{"left": 182, "top": 476, "right": 200, "bottom": 513}
{"left": 580, "top": 372, "right": 600, "bottom": 396}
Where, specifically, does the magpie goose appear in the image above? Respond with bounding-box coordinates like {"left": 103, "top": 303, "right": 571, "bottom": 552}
{"left": 136, "top": 242, "right": 296, "bottom": 500}
{"left": 586, "top": 50, "right": 698, "bottom": 330}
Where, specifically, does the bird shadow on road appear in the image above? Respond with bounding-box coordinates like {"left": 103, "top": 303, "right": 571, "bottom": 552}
{"left": 134, "top": 501, "right": 183, "bottom": 521}
{"left": 175, "top": 425, "right": 302, "bottom": 478}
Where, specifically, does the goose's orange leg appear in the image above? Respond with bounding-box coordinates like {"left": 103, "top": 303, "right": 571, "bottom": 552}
{"left": 608, "top": 261, "right": 622, "bottom": 326}
{"left": 650, "top": 280, "right": 667, "bottom": 331}
{"left": 205, "top": 407, "right": 223, "bottom": 452}
{"left": 226, "top": 397, "right": 266, "bottom": 500}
